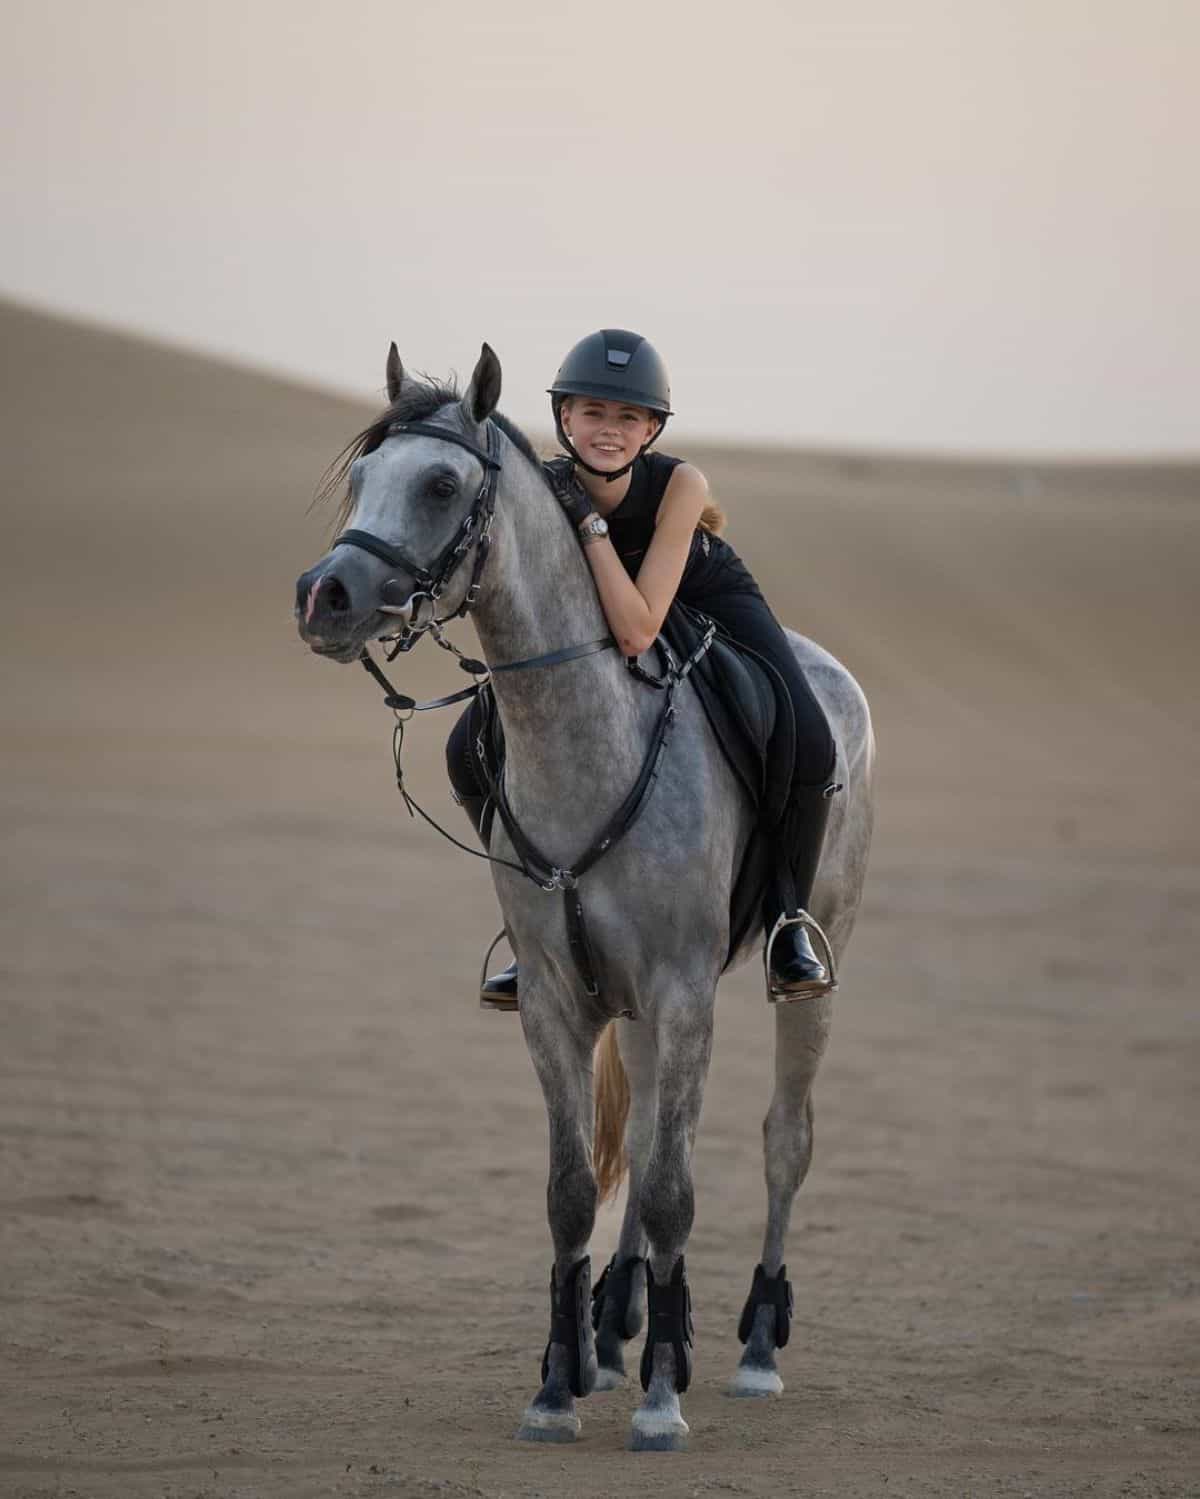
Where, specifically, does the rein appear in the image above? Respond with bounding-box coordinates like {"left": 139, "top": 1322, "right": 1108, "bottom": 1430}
{"left": 357, "top": 630, "right": 618, "bottom": 717}
{"left": 339, "top": 415, "right": 715, "bottom": 1001}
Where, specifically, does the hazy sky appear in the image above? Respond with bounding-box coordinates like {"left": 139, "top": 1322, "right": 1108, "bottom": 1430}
{"left": 4, "top": 0, "right": 1197, "bottom": 453}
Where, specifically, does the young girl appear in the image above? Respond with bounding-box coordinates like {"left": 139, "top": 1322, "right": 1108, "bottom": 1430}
{"left": 446, "top": 329, "right": 838, "bottom": 1009}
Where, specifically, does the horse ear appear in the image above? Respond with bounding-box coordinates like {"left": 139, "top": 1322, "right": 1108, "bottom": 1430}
{"left": 462, "top": 342, "right": 502, "bottom": 425}
{"left": 386, "top": 342, "right": 405, "bottom": 402}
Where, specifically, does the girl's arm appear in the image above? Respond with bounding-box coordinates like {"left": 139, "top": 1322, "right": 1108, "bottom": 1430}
{"left": 581, "top": 463, "right": 710, "bottom": 657}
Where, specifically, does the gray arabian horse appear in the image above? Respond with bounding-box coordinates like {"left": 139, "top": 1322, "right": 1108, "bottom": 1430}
{"left": 294, "top": 343, "right": 874, "bottom": 1451}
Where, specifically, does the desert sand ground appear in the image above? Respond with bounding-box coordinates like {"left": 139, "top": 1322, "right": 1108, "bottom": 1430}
{"left": 2, "top": 300, "right": 1197, "bottom": 1498}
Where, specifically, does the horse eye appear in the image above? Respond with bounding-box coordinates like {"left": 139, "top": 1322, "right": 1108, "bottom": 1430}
{"left": 431, "top": 475, "right": 458, "bottom": 499}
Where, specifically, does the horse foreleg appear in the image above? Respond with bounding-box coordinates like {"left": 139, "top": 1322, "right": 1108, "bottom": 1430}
{"left": 731, "top": 994, "right": 833, "bottom": 1397}
{"left": 630, "top": 993, "right": 714, "bottom": 1452}
{"left": 515, "top": 991, "right": 605, "bottom": 1444}
{"left": 593, "top": 1016, "right": 655, "bottom": 1389}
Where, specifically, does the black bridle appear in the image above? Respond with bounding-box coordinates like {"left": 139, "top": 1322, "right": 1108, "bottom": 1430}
{"left": 332, "top": 419, "right": 504, "bottom": 650}
{"left": 332, "top": 414, "right": 617, "bottom": 691}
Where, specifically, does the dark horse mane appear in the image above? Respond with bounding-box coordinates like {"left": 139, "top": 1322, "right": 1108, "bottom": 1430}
{"left": 321, "top": 375, "right": 545, "bottom": 535}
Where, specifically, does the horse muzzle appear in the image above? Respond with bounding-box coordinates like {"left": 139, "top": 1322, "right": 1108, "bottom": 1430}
{"left": 294, "top": 559, "right": 414, "bottom": 659}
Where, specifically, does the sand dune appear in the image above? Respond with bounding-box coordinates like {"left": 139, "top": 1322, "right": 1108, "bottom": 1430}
{"left": 2, "top": 299, "right": 1197, "bottom": 1497}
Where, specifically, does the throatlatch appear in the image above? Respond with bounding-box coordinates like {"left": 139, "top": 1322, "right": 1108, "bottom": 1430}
{"left": 541, "top": 1256, "right": 596, "bottom": 1399}
{"left": 640, "top": 1257, "right": 694, "bottom": 1393}
{"left": 737, "top": 1262, "right": 793, "bottom": 1349}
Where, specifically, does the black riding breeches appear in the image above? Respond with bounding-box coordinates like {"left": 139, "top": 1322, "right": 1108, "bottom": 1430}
{"left": 677, "top": 535, "right": 836, "bottom": 789}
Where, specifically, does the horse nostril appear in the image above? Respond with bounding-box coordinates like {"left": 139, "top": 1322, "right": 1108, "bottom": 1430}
{"left": 297, "top": 571, "right": 353, "bottom": 625}
{"left": 322, "top": 576, "right": 351, "bottom": 615}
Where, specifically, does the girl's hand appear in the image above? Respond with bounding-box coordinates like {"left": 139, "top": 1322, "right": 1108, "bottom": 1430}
{"left": 543, "top": 458, "right": 593, "bottom": 529}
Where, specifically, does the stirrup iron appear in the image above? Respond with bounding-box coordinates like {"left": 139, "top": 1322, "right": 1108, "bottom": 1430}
{"left": 479, "top": 928, "right": 516, "bottom": 1011}
{"left": 764, "top": 908, "right": 837, "bottom": 1004}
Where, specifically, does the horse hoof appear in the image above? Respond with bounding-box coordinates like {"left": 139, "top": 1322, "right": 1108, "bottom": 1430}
{"left": 629, "top": 1410, "right": 689, "bottom": 1452}
{"left": 629, "top": 1425, "right": 689, "bottom": 1452}
{"left": 593, "top": 1366, "right": 625, "bottom": 1392}
{"left": 728, "top": 1364, "right": 783, "bottom": 1398}
{"left": 515, "top": 1408, "right": 581, "bottom": 1443}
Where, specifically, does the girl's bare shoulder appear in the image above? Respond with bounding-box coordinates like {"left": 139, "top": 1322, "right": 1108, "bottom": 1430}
{"left": 664, "top": 459, "right": 710, "bottom": 494}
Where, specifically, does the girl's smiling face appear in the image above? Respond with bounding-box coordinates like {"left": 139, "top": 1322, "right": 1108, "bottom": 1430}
{"left": 561, "top": 397, "right": 661, "bottom": 472}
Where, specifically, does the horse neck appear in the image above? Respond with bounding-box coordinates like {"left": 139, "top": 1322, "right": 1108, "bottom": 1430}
{"left": 469, "top": 450, "right": 651, "bottom": 811}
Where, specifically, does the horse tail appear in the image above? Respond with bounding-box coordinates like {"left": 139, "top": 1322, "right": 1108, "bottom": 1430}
{"left": 593, "top": 1023, "right": 630, "bottom": 1203}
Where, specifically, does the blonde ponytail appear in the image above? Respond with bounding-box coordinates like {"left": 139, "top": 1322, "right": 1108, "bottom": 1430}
{"left": 697, "top": 496, "right": 726, "bottom": 536}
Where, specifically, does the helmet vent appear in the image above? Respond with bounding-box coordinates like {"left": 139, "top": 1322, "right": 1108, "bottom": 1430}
{"left": 606, "top": 350, "right": 632, "bottom": 368}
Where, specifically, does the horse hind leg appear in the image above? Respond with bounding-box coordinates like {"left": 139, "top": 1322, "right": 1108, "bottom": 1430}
{"left": 592, "top": 1016, "right": 654, "bottom": 1390}
{"left": 730, "top": 995, "right": 832, "bottom": 1398}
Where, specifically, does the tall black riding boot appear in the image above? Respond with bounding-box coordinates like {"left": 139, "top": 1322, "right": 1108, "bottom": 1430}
{"left": 458, "top": 793, "right": 519, "bottom": 1011}
{"left": 764, "top": 779, "right": 839, "bottom": 1001}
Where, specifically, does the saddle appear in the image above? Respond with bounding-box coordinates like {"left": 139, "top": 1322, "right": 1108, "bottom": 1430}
{"left": 473, "top": 600, "right": 795, "bottom": 970}
{"left": 658, "top": 602, "right": 796, "bottom": 964}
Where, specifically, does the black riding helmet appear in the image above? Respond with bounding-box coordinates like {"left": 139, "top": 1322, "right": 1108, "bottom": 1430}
{"left": 548, "top": 329, "right": 673, "bottom": 482}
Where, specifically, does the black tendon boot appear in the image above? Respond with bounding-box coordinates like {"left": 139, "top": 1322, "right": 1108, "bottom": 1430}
{"left": 458, "top": 794, "right": 519, "bottom": 1011}
{"left": 764, "top": 779, "right": 839, "bottom": 1001}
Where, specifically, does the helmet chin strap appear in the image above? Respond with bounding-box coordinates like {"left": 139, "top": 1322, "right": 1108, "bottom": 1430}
{"left": 553, "top": 408, "right": 665, "bottom": 483}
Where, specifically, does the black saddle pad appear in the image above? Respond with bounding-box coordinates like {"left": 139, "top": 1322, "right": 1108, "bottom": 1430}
{"left": 660, "top": 603, "right": 796, "bottom": 964}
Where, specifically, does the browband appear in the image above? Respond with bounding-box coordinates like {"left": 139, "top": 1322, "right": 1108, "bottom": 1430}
{"left": 384, "top": 421, "right": 501, "bottom": 469}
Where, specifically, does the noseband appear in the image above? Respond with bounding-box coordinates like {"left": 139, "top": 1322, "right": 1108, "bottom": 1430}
{"left": 332, "top": 419, "right": 503, "bottom": 650}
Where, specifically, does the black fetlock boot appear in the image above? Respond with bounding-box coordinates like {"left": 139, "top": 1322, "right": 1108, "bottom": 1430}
{"left": 764, "top": 779, "right": 840, "bottom": 1002}
{"left": 459, "top": 794, "right": 519, "bottom": 1011}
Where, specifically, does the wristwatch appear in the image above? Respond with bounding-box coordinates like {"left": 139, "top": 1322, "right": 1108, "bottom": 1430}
{"left": 578, "top": 512, "right": 610, "bottom": 546}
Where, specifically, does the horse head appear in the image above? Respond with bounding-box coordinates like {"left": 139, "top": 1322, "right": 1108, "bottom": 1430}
{"left": 295, "top": 342, "right": 503, "bottom": 662}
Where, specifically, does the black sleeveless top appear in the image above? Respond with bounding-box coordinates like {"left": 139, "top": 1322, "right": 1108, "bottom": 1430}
{"left": 605, "top": 451, "right": 684, "bottom": 573}
{"left": 605, "top": 451, "right": 761, "bottom": 604}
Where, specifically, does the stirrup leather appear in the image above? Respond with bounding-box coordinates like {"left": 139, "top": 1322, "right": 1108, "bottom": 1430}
{"left": 764, "top": 908, "right": 837, "bottom": 1003}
